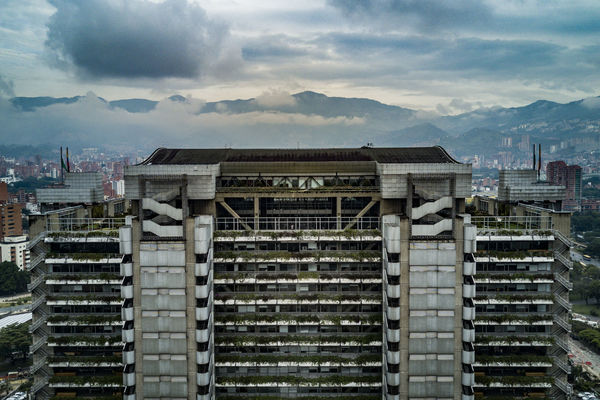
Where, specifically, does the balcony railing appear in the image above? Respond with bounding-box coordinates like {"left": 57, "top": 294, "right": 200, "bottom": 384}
{"left": 472, "top": 216, "right": 553, "bottom": 231}
{"left": 215, "top": 217, "right": 379, "bottom": 231}
{"left": 46, "top": 218, "right": 125, "bottom": 233}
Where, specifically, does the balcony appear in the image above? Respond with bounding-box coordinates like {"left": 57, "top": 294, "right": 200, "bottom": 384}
{"left": 197, "top": 349, "right": 210, "bottom": 364}
{"left": 462, "top": 372, "right": 475, "bottom": 386}
{"left": 124, "top": 395, "right": 135, "bottom": 400}
{"left": 463, "top": 283, "right": 475, "bottom": 298}
{"left": 387, "top": 282, "right": 400, "bottom": 298}
{"left": 215, "top": 216, "right": 380, "bottom": 231}
{"left": 462, "top": 349, "right": 475, "bottom": 364}
{"left": 386, "top": 327, "right": 399, "bottom": 342}
{"left": 386, "top": 372, "right": 400, "bottom": 386}
{"left": 121, "top": 262, "right": 133, "bottom": 277}
{"left": 463, "top": 306, "right": 475, "bottom": 320}
{"left": 195, "top": 262, "right": 209, "bottom": 277}
{"left": 387, "top": 307, "right": 400, "bottom": 321}
{"left": 121, "top": 285, "right": 133, "bottom": 299}
{"left": 122, "top": 327, "right": 134, "bottom": 343}
{"left": 196, "top": 328, "right": 210, "bottom": 343}
{"left": 197, "top": 371, "right": 211, "bottom": 386}
{"left": 463, "top": 327, "right": 475, "bottom": 343}
{"left": 463, "top": 262, "right": 475, "bottom": 276}
{"left": 124, "top": 372, "right": 135, "bottom": 386}
{"left": 387, "top": 350, "right": 399, "bottom": 364}
{"left": 123, "top": 349, "right": 135, "bottom": 365}
{"left": 196, "top": 285, "right": 209, "bottom": 299}
{"left": 196, "top": 306, "right": 210, "bottom": 321}
{"left": 122, "top": 307, "right": 134, "bottom": 321}
{"left": 386, "top": 261, "right": 400, "bottom": 276}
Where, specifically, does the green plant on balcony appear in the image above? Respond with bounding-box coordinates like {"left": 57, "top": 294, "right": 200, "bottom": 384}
{"left": 46, "top": 252, "right": 122, "bottom": 261}
{"left": 475, "top": 335, "right": 554, "bottom": 345}
{"left": 215, "top": 375, "right": 381, "bottom": 385}
{"left": 47, "top": 314, "right": 121, "bottom": 324}
{"left": 216, "top": 293, "right": 380, "bottom": 303}
{"left": 475, "top": 314, "right": 553, "bottom": 324}
{"left": 46, "top": 294, "right": 120, "bottom": 303}
{"left": 476, "top": 273, "right": 554, "bottom": 282}
{"left": 215, "top": 334, "right": 381, "bottom": 346}
{"left": 474, "top": 250, "right": 553, "bottom": 260}
{"left": 47, "top": 355, "right": 122, "bottom": 365}
{"left": 474, "top": 375, "right": 554, "bottom": 387}
{"left": 474, "top": 294, "right": 554, "bottom": 302}
{"left": 217, "top": 396, "right": 380, "bottom": 400}
{"left": 48, "top": 335, "right": 122, "bottom": 345}
{"left": 47, "top": 273, "right": 120, "bottom": 282}
{"left": 214, "top": 353, "right": 381, "bottom": 365}
{"left": 214, "top": 313, "right": 381, "bottom": 325}
{"left": 48, "top": 374, "right": 122, "bottom": 385}
{"left": 475, "top": 354, "right": 553, "bottom": 365}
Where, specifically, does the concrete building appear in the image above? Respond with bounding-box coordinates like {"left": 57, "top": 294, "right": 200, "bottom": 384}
{"left": 471, "top": 170, "right": 573, "bottom": 399}
{"left": 546, "top": 161, "right": 582, "bottom": 211}
{"left": 0, "top": 235, "right": 29, "bottom": 270}
{"left": 119, "top": 147, "right": 474, "bottom": 400}
{"left": 28, "top": 181, "right": 129, "bottom": 399}
{"left": 36, "top": 172, "right": 104, "bottom": 212}
{"left": 0, "top": 202, "right": 23, "bottom": 240}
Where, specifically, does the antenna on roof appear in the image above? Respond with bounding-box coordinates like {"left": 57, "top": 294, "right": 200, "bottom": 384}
{"left": 532, "top": 144, "right": 536, "bottom": 171}
{"left": 538, "top": 143, "right": 542, "bottom": 181}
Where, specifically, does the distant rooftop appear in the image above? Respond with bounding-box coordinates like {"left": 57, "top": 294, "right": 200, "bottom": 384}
{"left": 140, "top": 146, "right": 460, "bottom": 165}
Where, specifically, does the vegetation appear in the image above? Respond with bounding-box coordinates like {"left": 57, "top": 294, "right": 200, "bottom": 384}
{"left": 476, "top": 272, "right": 553, "bottom": 282}
{"left": 47, "top": 314, "right": 121, "bottom": 324}
{"left": 47, "top": 355, "right": 122, "bottom": 365}
{"left": 8, "top": 176, "right": 58, "bottom": 193}
{"left": 475, "top": 354, "right": 552, "bottom": 365}
{"left": 475, "top": 335, "right": 554, "bottom": 345}
{"left": 48, "top": 374, "right": 121, "bottom": 385}
{"left": 215, "top": 313, "right": 381, "bottom": 325}
{"left": 475, "top": 314, "right": 552, "bottom": 324}
{"left": 215, "top": 334, "right": 381, "bottom": 346}
{"left": 217, "top": 396, "right": 380, "bottom": 400}
{"left": 0, "top": 322, "right": 31, "bottom": 360}
{"left": 214, "top": 229, "right": 381, "bottom": 239}
{"left": 214, "top": 271, "right": 381, "bottom": 282}
{"left": 48, "top": 230, "right": 119, "bottom": 238}
{"left": 215, "top": 375, "right": 381, "bottom": 385}
{"left": 571, "top": 261, "right": 600, "bottom": 304}
{"left": 0, "top": 261, "right": 29, "bottom": 296}
{"left": 474, "top": 294, "right": 554, "bottom": 302}
{"left": 48, "top": 336, "right": 122, "bottom": 345}
{"left": 474, "top": 375, "right": 553, "bottom": 387}
{"left": 47, "top": 273, "right": 120, "bottom": 282}
{"left": 46, "top": 252, "right": 121, "bottom": 261}
{"left": 474, "top": 250, "right": 553, "bottom": 259}
{"left": 216, "top": 293, "right": 380, "bottom": 302}
{"left": 214, "top": 250, "right": 380, "bottom": 262}
{"left": 215, "top": 354, "right": 381, "bottom": 365}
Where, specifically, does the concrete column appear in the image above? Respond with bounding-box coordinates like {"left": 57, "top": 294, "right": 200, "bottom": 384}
{"left": 254, "top": 196, "right": 260, "bottom": 228}
{"left": 185, "top": 218, "right": 197, "bottom": 399}
{"left": 399, "top": 217, "right": 411, "bottom": 400}
{"left": 132, "top": 219, "right": 144, "bottom": 395}
{"left": 453, "top": 218, "right": 465, "bottom": 400}
{"left": 336, "top": 196, "right": 342, "bottom": 229}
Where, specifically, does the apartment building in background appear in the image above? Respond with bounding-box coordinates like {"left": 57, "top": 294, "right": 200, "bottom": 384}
{"left": 119, "top": 147, "right": 475, "bottom": 400}
{"left": 546, "top": 160, "right": 582, "bottom": 211}
{"left": 28, "top": 175, "right": 129, "bottom": 399}
{"left": 472, "top": 169, "right": 573, "bottom": 399}
{"left": 0, "top": 234, "right": 29, "bottom": 269}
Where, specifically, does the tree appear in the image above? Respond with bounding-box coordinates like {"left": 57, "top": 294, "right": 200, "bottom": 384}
{"left": 0, "top": 322, "right": 31, "bottom": 360}
{"left": 0, "top": 262, "right": 29, "bottom": 296}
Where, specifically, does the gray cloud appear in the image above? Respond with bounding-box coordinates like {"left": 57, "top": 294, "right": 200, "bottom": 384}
{"left": 45, "top": 0, "right": 230, "bottom": 79}
{"left": 0, "top": 76, "right": 15, "bottom": 98}
{"left": 328, "top": 0, "right": 493, "bottom": 32}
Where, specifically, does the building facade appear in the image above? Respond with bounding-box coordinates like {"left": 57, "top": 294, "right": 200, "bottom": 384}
{"left": 0, "top": 202, "right": 23, "bottom": 240}
{"left": 546, "top": 160, "right": 582, "bottom": 211}
{"left": 28, "top": 198, "right": 128, "bottom": 399}
{"left": 0, "top": 234, "right": 29, "bottom": 270}
{"left": 472, "top": 170, "right": 573, "bottom": 399}
{"left": 119, "top": 147, "right": 474, "bottom": 400}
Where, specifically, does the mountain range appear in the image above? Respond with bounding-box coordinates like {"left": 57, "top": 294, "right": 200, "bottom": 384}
{"left": 5, "top": 91, "right": 600, "bottom": 158}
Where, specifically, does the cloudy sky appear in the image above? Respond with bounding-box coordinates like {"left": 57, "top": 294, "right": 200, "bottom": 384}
{"left": 1, "top": 0, "right": 599, "bottom": 113}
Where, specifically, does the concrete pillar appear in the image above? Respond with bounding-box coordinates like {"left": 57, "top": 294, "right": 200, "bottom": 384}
{"left": 132, "top": 219, "right": 144, "bottom": 395}
{"left": 399, "top": 217, "right": 411, "bottom": 399}
{"left": 454, "top": 218, "right": 465, "bottom": 400}
{"left": 185, "top": 218, "right": 197, "bottom": 400}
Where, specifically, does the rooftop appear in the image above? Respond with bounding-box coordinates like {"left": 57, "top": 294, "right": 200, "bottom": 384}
{"left": 141, "top": 146, "right": 460, "bottom": 165}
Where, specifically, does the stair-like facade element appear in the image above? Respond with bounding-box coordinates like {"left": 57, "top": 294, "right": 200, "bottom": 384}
{"left": 412, "top": 196, "right": 452, "bottom": 220}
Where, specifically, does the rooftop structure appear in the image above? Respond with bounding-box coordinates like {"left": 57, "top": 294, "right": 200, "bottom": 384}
{"left": 36, "top": 173, "right": 104, "bottom": 212}
{"left": 497, "top": 170, "right": 565, "bottom": 206}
